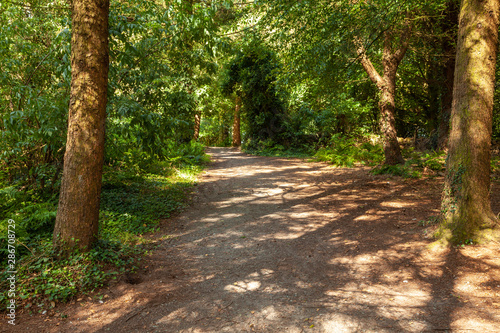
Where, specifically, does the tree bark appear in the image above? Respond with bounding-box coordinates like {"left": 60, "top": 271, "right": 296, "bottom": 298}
{"left": 356, "top": 27, "right": 409, "bottom": 165}
{"left": 437, "top": 0, "right": 459, "bottom": 151}
{"left": 193, "top": 111, "right": 201, "bottom": 141}
{"left": 53, "top": 0, "right": 110, "bottom": 252}
{"left": 439, "top": 0, "right": 499, "bottom": 244}
{"left": 378, "top": 74, "right": 404, "bottom": 165}
{"left": 232, "top": 95, "right": 241, "bottom": 147}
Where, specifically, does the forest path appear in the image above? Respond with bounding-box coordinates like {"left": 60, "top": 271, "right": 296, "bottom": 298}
{"left": 13, "top": 147, "right": 500, "bottom": 332}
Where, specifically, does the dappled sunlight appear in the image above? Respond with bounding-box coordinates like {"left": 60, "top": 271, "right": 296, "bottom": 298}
{"left": 353, "top": 214, "right": 377, "bottom": 221}
{"left": 224, "top": 280, "right": 262, "bottom": 293}
{"left": 66, "top": 148, "right": 500, "bottom": 333}
{"left": 380, "top": 201, "right": 415, "bottom": 208}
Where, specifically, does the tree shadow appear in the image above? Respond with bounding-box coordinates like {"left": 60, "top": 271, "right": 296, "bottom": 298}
{"left": 34, "top": 147, "right": 499, "bottom": 333}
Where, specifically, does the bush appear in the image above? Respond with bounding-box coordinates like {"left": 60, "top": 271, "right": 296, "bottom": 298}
{"left": 314, "top": 135, "right": 384, "bottom": 167}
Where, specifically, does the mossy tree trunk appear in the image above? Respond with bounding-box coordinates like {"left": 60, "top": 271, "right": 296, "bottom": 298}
{"left": 439, "top": 0, "right": 499, "bottom": 244}
{"left": 53, "top": 0, "right": 110, "bottom": 252}
{"left": 232, "top": 95, "right": 241, "bottom": 147}
{"left": 356, "top": 27, "right": 410, "bottom": 165}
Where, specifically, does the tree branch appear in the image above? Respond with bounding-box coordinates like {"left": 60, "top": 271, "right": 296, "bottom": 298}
{"left": 354, "top": 37, "right": 383, "bottom": 87}
{"left": 393, "top": 20, "right": 412, "bottom": 65}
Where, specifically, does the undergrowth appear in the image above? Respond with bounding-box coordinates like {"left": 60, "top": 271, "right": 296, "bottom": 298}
{"left": 0, "top": 143, "right": 208, "bottom": 312}
{"left": 314, "top": 134, "right": 384, "bottom": 167}
{"left": 245, "top": 135, "right": 452, "bottom": 179}
{"left": 242, "top": 138, "right": 314, "bottom": 158}
{"left": 371, "top": 147, "right": 447, "bottom": 178}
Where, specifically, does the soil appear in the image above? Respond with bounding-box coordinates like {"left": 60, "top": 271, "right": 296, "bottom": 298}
{"left": 6, "top": 147, "right": 500, "bottom": 333}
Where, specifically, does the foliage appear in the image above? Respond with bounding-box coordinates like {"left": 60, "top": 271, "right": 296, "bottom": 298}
{"left": 0, "top": 142, "right": 207, "bottom": 309}
{"left": 0, "top": 238, "right": 140, "bottom": 309}
{"left": 371, "top": 164, "right": 422, "bottom": 178}
{"left": 371, "top": 149, "right": 447, "bottom": 178}
{"left": 0, "top": 0, "right": 70, "bottom": 191}
{"left": 220, "top": 41, "right": 288, "bottom": 148}
{"left": 314, "top": 135, "right": 384, "bottom": 167}
{"left": 243, "top": 139, "right": 313, "bottom": 158}
{"left": 1, "top": 0, "right": 223, "bottom": 189}
{"left": 2, "top": 0, "right": 500, "bottom": 307}
{"left": 100, "top": 146, "right": 206, "bottom": 243}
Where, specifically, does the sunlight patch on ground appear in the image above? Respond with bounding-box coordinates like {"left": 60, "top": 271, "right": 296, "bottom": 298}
{"left": 220, "top": 213, "right": 243, "bottom": 219}
{"left": 252, "top": 187, "right": 284, "bottom": 197}
{"left": 157, "top": 307, "right": 191, "bottom": 324}
{"left": 353, "top": 214, "right": 377, "bottom": 221}
{"left": 295, "top": 280, "right": 313, "bottom": 289}
{"left": 198, "top": 216, "right": 224, "bottom": 223}
{"left": 380, "top": 201, "right": 414, "bottom": 208}
{"left": 224, "top": 280, "right": 262, "bottom": 293}
{"left": 319, "top": 314, "right": 362, "bottom": 332}
{"left": 254, "top": 305, "right": 280, "bottom": 320}
{"left": 453, "top": 317, "right": 500, "bottom": 332}
{"left": 246, "top": 269, "right": 275, "bottom": 278}
{"left": 271, "top": 231, "right": 308, "bottom": 240}
{"left": 288, "top": 217, "right": 332, "bottom": 235}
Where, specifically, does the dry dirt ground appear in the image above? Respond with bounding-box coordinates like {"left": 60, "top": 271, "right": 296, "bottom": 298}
{"left": 6, "top": 147, "right": 500, "bottom": 333}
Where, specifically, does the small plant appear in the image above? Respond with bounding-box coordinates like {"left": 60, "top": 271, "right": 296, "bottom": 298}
{"left": 371, "top": 164, "right": 421, "bottom": 178}
{"left": 0, "top": 239, "right": 140, "bottom": 308}
{"left": 418, "top": 216, "right": 439, "bottom": 226}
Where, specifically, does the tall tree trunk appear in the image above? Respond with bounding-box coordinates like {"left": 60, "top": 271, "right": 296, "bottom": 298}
{"left": 193, "top": 111, "right": 201, "bottom": 141}
{"left": 356, "top": 27, "right": 409, "bottom": 164}
{"left": 378, "top": 74, "right": 404, "bottom": 165}
{"left": 437, "top": 0, "right": 459, "bottom": 151}
{"left": 439, "top": 0, "right": 499, "bottom": 244}
{"left": 53, "top": 0, "right": 110, "bottom": 252}
{"left": 232, "top": 95, "right": 241, "bottom": 147}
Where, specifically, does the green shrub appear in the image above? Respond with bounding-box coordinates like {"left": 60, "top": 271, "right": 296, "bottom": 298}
{"left": 371, "top": 164, "right": 422, "bottom": 178}
{"left": 314, "top": 135, "right": 384, "bottom": 167}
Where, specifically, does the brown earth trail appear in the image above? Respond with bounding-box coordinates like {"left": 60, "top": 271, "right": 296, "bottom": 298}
{"left": 9, "top": 147, "right": 500, "bottom": 332}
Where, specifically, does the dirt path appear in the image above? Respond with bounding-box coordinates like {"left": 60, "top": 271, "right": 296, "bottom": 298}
{"left": 9, "top": 147, "right": 500, "bottom": 332}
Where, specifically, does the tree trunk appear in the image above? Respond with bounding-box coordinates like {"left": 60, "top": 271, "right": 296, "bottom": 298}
{"left": 193, "top": 111, "right": 201, "bottom": 141}
{"left": 356, "top": 27, "right": 409, "bottom": 165}
{"left": 437, "top": 0, "right": 459, "bottom": 151}
{"left": 437, "top": 56, "right": 455, "bottom": 150}
{"left": 378, "top": 76, "right": 404, "bottom": 165}
{"left": 439, "top": 0, "right": 499, "bottom": 244}
{"left": 53, "top": 0, "right": 110, "bottom": 252}
{"left": 232, "top": 95, "right": 241, "bottom": 147}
